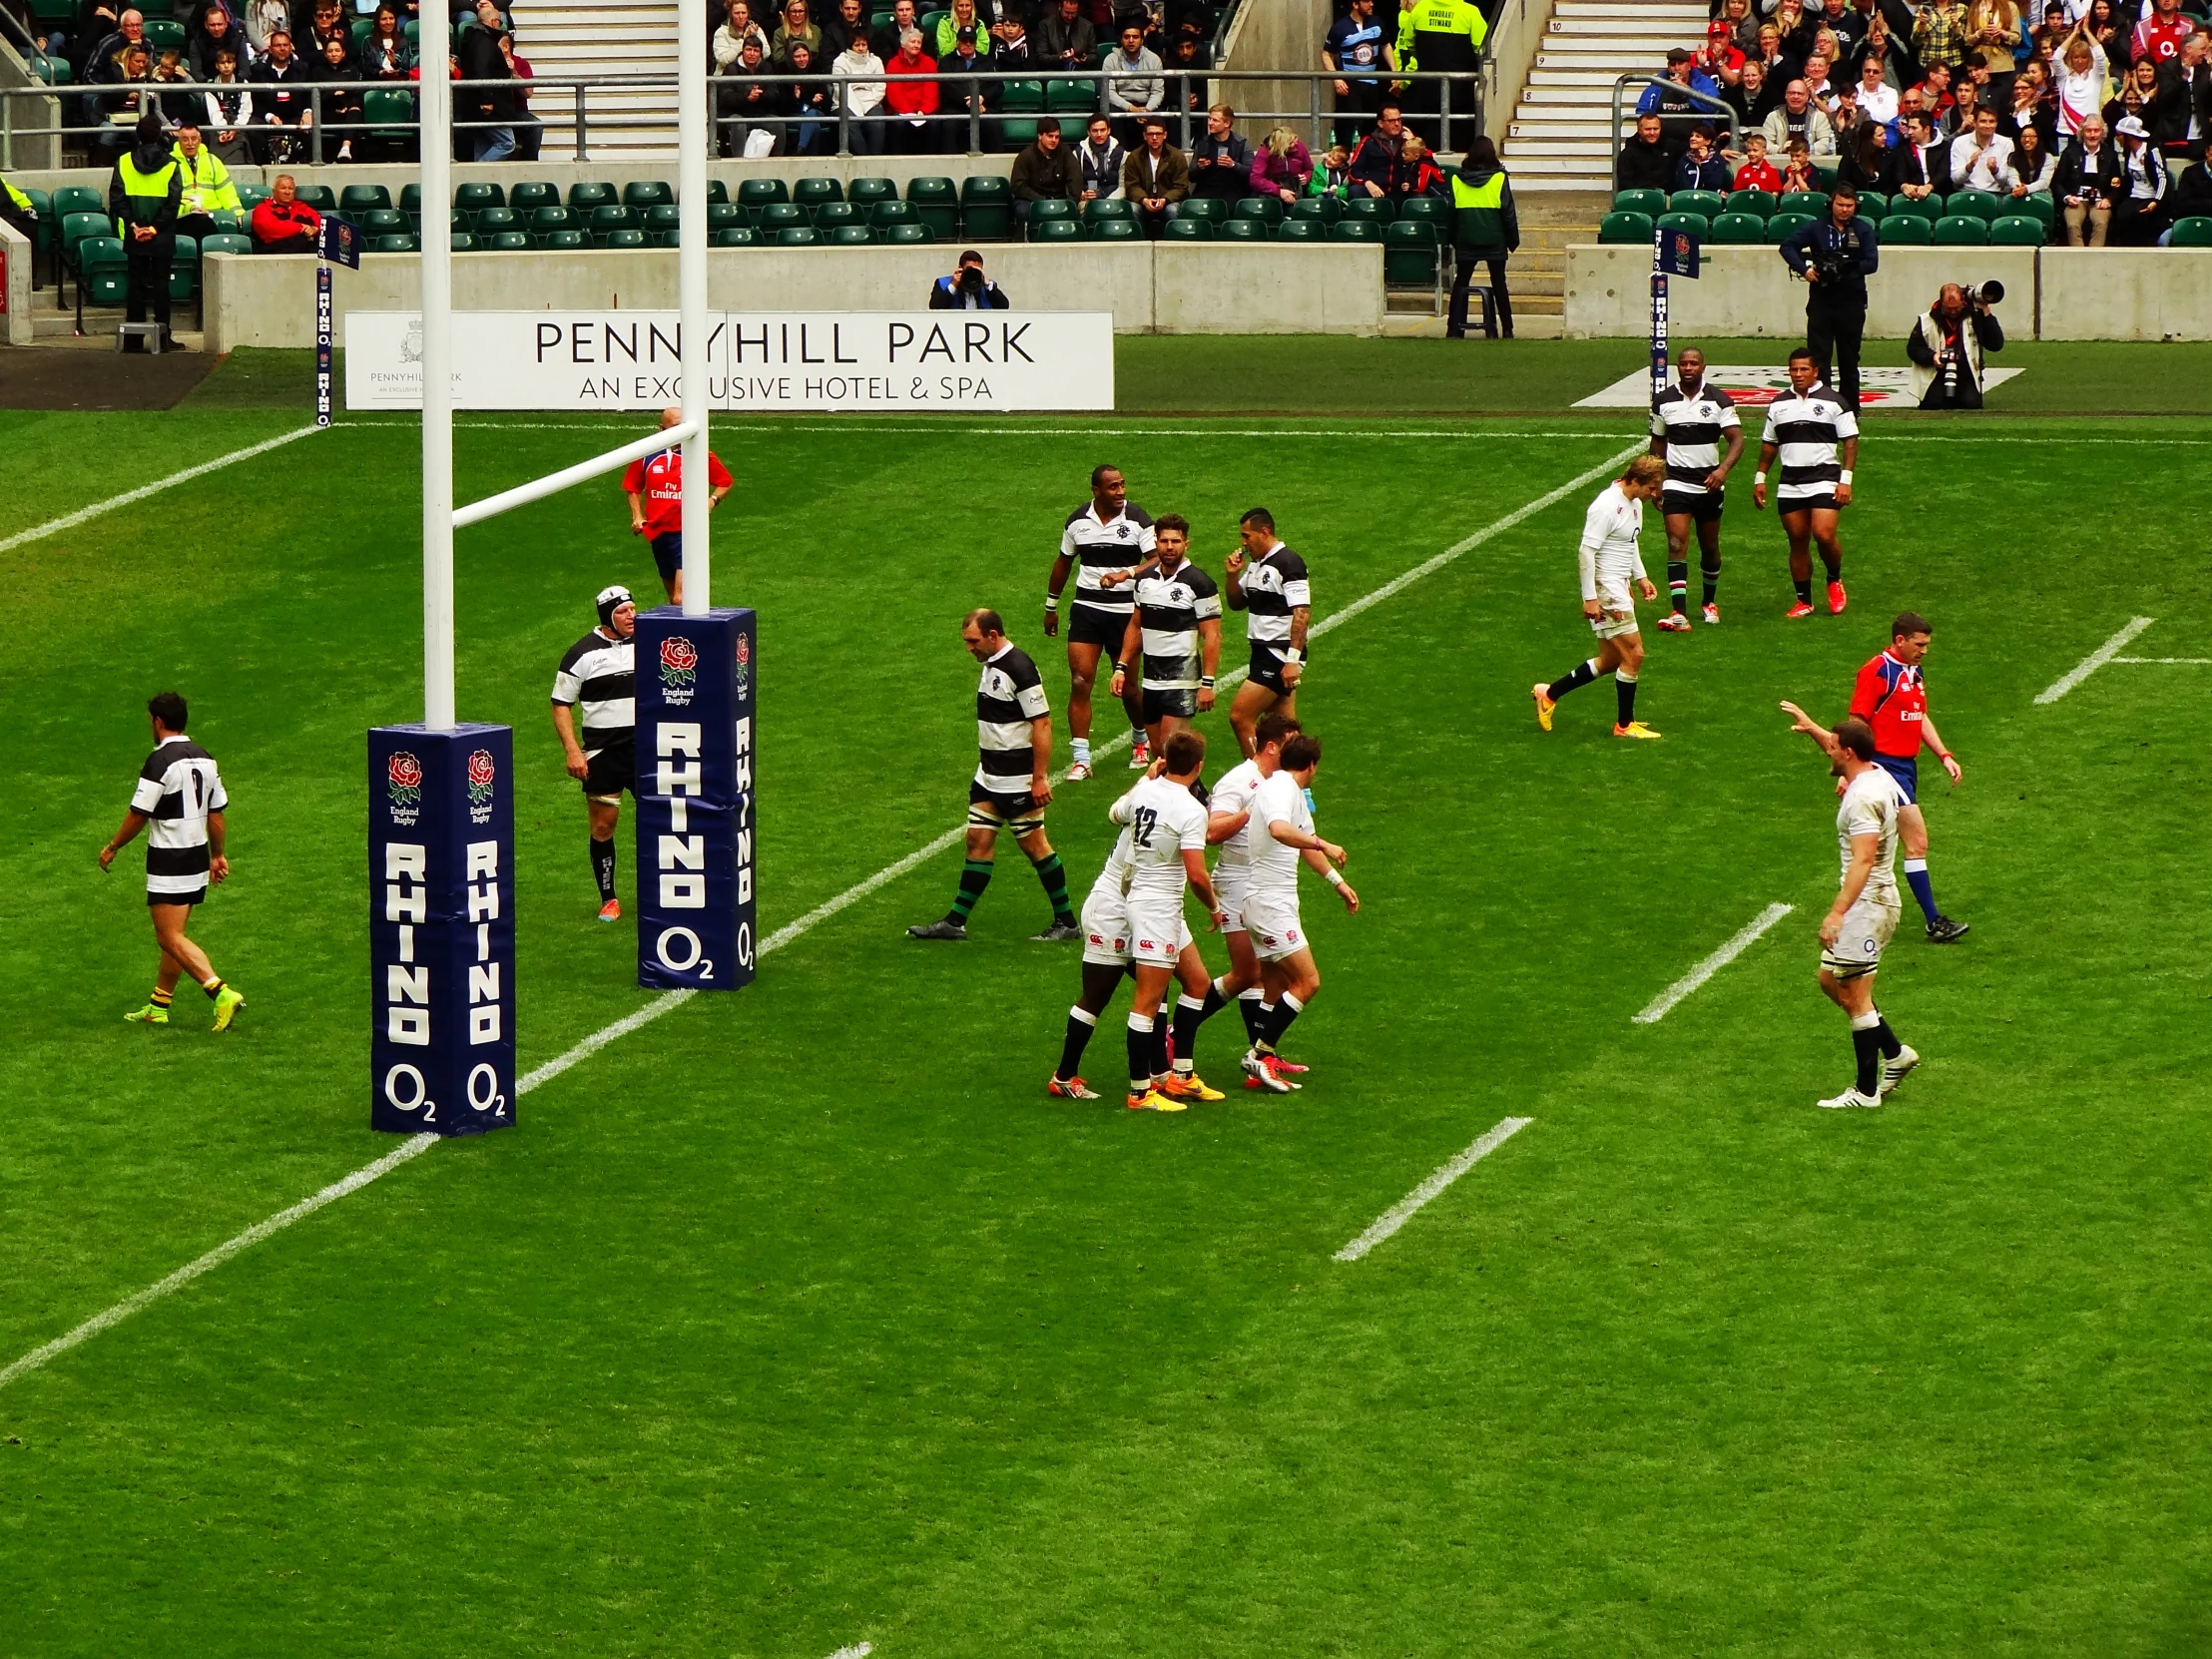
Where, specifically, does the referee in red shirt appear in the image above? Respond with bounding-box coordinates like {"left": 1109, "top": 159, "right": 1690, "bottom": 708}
{"left": 1850, "top": 611, "right": 1968, "bottom": 943}
{"left": 622, "top": 405, "right": 734, "bottom": 606}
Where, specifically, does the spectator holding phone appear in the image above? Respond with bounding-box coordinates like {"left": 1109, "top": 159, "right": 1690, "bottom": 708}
{"left": 2054, "top": 111, "right": 2125, "bottom": 241}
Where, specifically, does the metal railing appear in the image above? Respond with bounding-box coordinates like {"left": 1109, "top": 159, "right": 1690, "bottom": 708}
{"left": 1, "top": 65, "right": 1484, "bottom": 169}
{"left": 1608, "top": 72, "right": 1742, "bottom": 184}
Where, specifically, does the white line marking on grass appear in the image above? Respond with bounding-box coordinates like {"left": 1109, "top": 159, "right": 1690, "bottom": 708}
{"left": 0, "top": 447, "right": 1634, "bottom": 1391}
{"left": 2035, "top": 617, "right": 2157, "bottom": 705}
{"left": 0, "top": 425, "right": 321, "bottom": 557}
{"left": 2110, "top": 656, "right": 2212, "bottom": 665}
{"left": 408, "top": 420, "right": 1637, "bottom": 441}
{"left": 827, "top": 1644, "right": 873, "bottom": 1659}
{"left": 0, "top": 1132, "right": 436, "bottom": 1391}
{"left": 1632, "top": 902, "right": 1794, "bottom": 1024}
{"left": 1334, "top": 1117, "right": 1533, "bottom": 1263}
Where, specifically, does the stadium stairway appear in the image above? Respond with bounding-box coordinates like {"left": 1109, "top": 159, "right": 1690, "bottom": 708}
{"left": 512, "top": 0, "right": 680, "bottom": 163}
{"left": 1504, "top": 0, "right": 1709, "bottom": 192}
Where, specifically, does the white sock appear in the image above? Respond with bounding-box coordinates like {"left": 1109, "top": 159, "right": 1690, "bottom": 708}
{"left": 1072, "top": 737, "right": 1090, "bottom": 766}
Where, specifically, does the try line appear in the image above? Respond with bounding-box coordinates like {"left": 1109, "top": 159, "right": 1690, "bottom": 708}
{"left": 1632, "top": 902, "right": 1795, "bottom": 1025}
{"left": 2034, "top": 617, "right": 2156, "bottom": 704}
{"left": 0, "top": 439, "right": 1641, "bottom": 1394}
{"left": 1334, "top": 1117, "right": 1533, "bottom": 1263}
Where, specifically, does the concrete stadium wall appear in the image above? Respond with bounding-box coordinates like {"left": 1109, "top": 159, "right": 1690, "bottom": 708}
{"left": 1218, "top": 0, "right": 1334, "bottom": 149}
{"left": 1566, "top": 244, "right": 2053, "bottom": 338}
{"left": 205, "top": 241, "right": 1383, "bottom": 350}
{"left": 2038, "top": 249, "right": 2212, "bottom": 340}
{"left": 1482, "top": 0, "right": 1547, "bottom": 144}
{"left": 0, "top": 219, "right": 31, "bottom": 344}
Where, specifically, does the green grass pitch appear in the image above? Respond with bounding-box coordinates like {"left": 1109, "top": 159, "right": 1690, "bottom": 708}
{"left": 2, "top": 343, "right": 2209, "bottom": 1656}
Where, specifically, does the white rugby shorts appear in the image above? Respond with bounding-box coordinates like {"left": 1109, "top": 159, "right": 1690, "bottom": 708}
{"left": 1080, "top": 884, "right": 1132, "bottom": 967}
{"left": 1588, "top": 578, "right": 1640, "bottom": 641}
{"left": 1213, "top": 867, "right": 1249, "bottom": 933}
{"left": 1820, "top": 892, "right": 1901, "bottom": 979}
{"left": 1241, "top": 888, "right": 1307, "bottom": 962}
{"left": 1127, "top": 895, "right": 1192, "bottom": 967}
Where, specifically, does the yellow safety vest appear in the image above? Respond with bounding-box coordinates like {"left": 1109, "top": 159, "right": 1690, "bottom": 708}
{"left": 114, "top": 151, "right": 180, "bottom": 237}
{"left": 171, "top": 145, "right": 241, "bottom": 218}
{"left": 2, "top": 177, "right": 30, "bottom": 215}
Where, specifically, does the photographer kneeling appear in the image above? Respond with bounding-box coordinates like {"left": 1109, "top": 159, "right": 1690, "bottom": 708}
{"left": 1779, "top": 183, "right": 1880, "bottom": 412}
{"left": 1906, "top": 283, "right": 2005, "bottom": 410}
{"left": 928, "top": 250, "right": 1011, "bottom": 309}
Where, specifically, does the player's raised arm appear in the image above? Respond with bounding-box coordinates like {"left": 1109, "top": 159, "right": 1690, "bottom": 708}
{"left": 1222, "top": 544, "right": 1248, "bottom": 609}
{"left": 1782, "top": 700, "right": 1847, "bottom": 764}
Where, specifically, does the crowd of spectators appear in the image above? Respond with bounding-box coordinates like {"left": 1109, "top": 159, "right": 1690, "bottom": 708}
{"left": 1622, "top": 0, "right": 2212, "bottom": 246}
{"left": 66, "top": 0, "right": 538, "bottom": 163}
{"left": 711, "top": 0, "right": 1219, "bottom": 157}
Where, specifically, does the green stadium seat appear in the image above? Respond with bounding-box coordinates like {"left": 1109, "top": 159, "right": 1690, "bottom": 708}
{"left": 993, "top": 119, "right": 1039, "bottom": 153}
{"left": 846, "top": 177, "right": 898, "bottom": 209}
{"left": 998, "top": 77, "right": 1044, "bottom": 112}
{"left": 1707, "top": 211, "right": 1766, "bottom": 244}
{"left": 739, "top": 178, "right": 792, "bottom": 221}
{"left": 707, "top": 201, "right": 744, "bottom": 231}
{"left": 1329, "top": 218, "right": 1380, "bottom": 242}
{"left": 1045, "top": 77, "right": 1099, "bottom": 114}
{"left": 473, "top": 206, "right": 519, "bottom": 236}
{"left": 142, "top": 18, "right": 184, "bottom": 48}
{"left": 812, "top": 201, "right": 860, "bottom": 230}
{"left": 831, "top": 224, "right": 875, "bottom": 244}
{"left": 350, "top": 16, "right": 372, "bottom": 43}
{"left": 1083, "top": 197, "right": 1132, "bottom": 225}
{"left": 869, "top": 200, "right": 917, "bottom": 229}
{"left": 1988, "top": 214, "right": 2046, "bottom": 245}
{"left": 1882, "top": 213, "right": 1934, "bottom": 244}
{"left": 2016, "top": 193, "right": 2054, "bottom": 230}
{"left": 540, "top": 229, "right": 587, "bottom": 250}
{"left": 527, "top": 205, "right": 574, "bottom": 239}
{"left": 759, "top": 202, "right": 809, "bottom": 234}
{"left": 1382, "top": 219, "right": 1436, "bottom": 282}
{"left": 1024, "top": 198, "right": 1076, "bottom": 238}
{"left": 624, "top": 180, "right": 673, "bottom": 209}
{"left": 201, "top": 233, "right": 253, "bottom": 258}
{"left": 452, "top": 182, "right": 501, "bottom": 217}
{"left": 507, "top": 181, "right": 559, "bottom": 214}
{"left": 77, "top": 238, "right": 127, "bottom": 307}
{"left": 31, "top": 54, "right": 67, "bottom": 83}
{"left": 1934, "top": 214, "right": 1989, "bottom": 245}
{"left": 905, "top": 175, "right": 959, "bottom": 239}
{"left": 568, "top": 181, "right": 618, "bottom": 211}
{"left": 340, "top": 184, "right": 391, "bottom": 215}
{"left": 793, "top": 177, "right": 842, "bottom": 213}
{"left": 960, "top": 174, "right": 1012, "bottom": 240}
{"left": 1598, "top": 210, "right": 1654, "bottom": 244}
{"left": 488, "top": 231, "right": 533, "bottom": 251}
{"left": 1725, "top": 188, "right": 1776, "bottom": 221}
{"left": 707, "top": 179, "right": 730, "bottom": 204}
{"left": 603, "top": 228, "right": 647, "bottom": 249}
{"left": 1613, "top": 188, "right": 1666, "bottom": 218}
{"left": 2167, "top": 215, "right": 2212, "bottom": 247}
{"left": 643, "top": 204, "right": 683, "bottom": 245}
{"left": 587, "top": 204, "right": 638, "bottom": 243}
{"left": 1655, "top": 211, "right": 1709, "bottom": 239}
{"left": 883, "top": 222, "right": 933, "bottom": 244}
{"left": 1027, "top": 217, "right": 1082, "bottom": 242}
{"left": 1779, "top": 190, "right": 1829, "bottom": 219}
{"left": 60, "top": 210, "right": 108, "bottom": 257}
{"left": 363, "top": 86, "right": 414, "bottom": 153}
{"left": 1764, "top": 211, "right": 1815, "bottom": 243}
{"left": 711, "top": 226, "right": 758, "bottom": 247}
{"left": 1218, "top": 217, "right": 1269, "bottom": 241}
{"left": 1275, "top": 219, "right": 1323, "bottom": 241}
{"left": 369, "top": 233, "right": 417, "bottom": 253}
{"left": 1176, "top": 197, "right": 1228, "bottom": 228}
{"left": 168, "top": 236, "right": 197, "bottom": 303}
{"left": 361, "top": 208, "right": 408, "bottom": 235}
{"left": 1289, "top": 196, "right": 1341, "bottom": 225}
{"left": 1341, "top": 196, "right": 1392, "bottom": 225}
{"left": 1233, "top": 195, "right": 1284, "bottom": 225}
{"left": 295, "top": 185, "right": 336, "bottom": 212}
{"left": 778, "top": 226, "right": 822, "bottom": 246}
{"left": 1948, "top": 190, "right": 2003, "bottom": 221}
{"left": 451, "top": 232, "right": 477, "bottom": 252}
{"left": 1669, "top": 189, "right": 1726, "bottom": 220}
{"left": 1394, "top": 196, "right": 1447, "bottom": 230}
{"left": 1164, "top": 216, "right": 1213, "bottom": 241}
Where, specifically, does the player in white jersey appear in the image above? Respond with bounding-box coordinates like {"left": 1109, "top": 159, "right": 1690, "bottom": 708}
{"left": 1752, "top": 347, "right": 1861, "bottom": 619}
{"left": 1531, "top": 454, "right": 1667, "bottom": 741}
{"left": 1782, "top": 704, "right": 1922, "bottom": 1110}
{"left": 1046, "top": 733, "right": 1240, "bottom": 1108}
{"left": 99, "top": 691, "right": 246, "bottom": 1030}
{"left": 1648, "top": 347, "right": 1745, "bottom": 629}
{"left": 1238, "top": 732, "right": 1360, "bottom": 1093}
{"left": 1203, "top": 710, "right": 1303, "bottom": 1086}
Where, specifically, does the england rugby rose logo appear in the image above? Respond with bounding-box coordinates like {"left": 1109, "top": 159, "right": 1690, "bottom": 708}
{"left": 466, "top": 748, "right": 496, "bottom": 809}
{"left": 734, "top": 632, "right": 752, "bottom": 697}
{"left": 661, "top": 636, "right": 698, "bottom": 690}
{"left": 387, "top": 751, "right": 422, "bottom": 807}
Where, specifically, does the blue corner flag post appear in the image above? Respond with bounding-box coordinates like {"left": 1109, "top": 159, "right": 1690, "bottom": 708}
{"left": 1651, "top": 223, "right": 1700, "bottom": 401}
{"left": 633, "top": 607, "right": 758, "bottom": 991}
{"left": 313, "top": 217, "right": 358, "bottom": 429}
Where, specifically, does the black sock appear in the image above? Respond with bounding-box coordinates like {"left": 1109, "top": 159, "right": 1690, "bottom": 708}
{"left": 1030, "top": 850, "right": 1075, "bottom": 925}
{"left": 1852, "top": 1025, "right": 1882, "bottom": 1095}
{"left": 590, "top": 835, "right": 616, "bottom": 901}
{"left": 1269, "top": 991, "right": 1304, "bottom": 1049}
{"left": 947, "top": 858, "right": 992, "bottom": 923}
{"left": 202, "top": 977, "right": 226, "bottom": 1000}
{"left": 1615, "top": 674, "right": 1638, "bottom": 727}
{"left": 1794, "top": 575, "right": 1814, "bottom": 604}
{"left": 1126, "top": 1012, "right": 1155, "bottom": 1094}
{"left": 1231, "top": 984, "right": 1264, "bottom": 1042}
{"left": 1152, "top": 1015, "right": 1171, "bottom": 1079}
{"left": 1170, "top": 993, "right": 1209, "bottom": 1071}
{"left": 1701, "top": 559, "right": 1720, "bottom": 606}
{"left": 1547, "top": 658, "right": 1599, "bottom": 701}
{"left": 1057, "top": 1005, "right": 1097, "bottom": 1080}
{"left": 1874, "top": 1017, "right": 1902, "bottom": 1060}
{"left": 1666, "top": 559, "right": 1688, "bottom": 614}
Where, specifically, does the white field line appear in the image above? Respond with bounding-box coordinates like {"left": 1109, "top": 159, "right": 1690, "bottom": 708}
{"left": 0, "top": 1132, "right": 436, "bottom": 1391}
{"left": 2035, "top": 617, "right": 2157, "bottom": 705}
{"left": 1334, "top": 1117, "right": 1533, "bottom": 1263}
{"left": 0, "top": 425, "right": 322, "bottom": 557}
{"left": 2110, "top": 656, "right": 2212, "bottom": 665}
{"left": 403, "top": 421, "right": 1637, "bottom": 441}
{"left": 1632, "top": 902, "right": 1794, "bottom": 1025}
{"left": 0, "top": 446, "right": 1634, "bottom": 1393}
{"left": 827, "top": 1645, "right": 873, "bottom": 1659}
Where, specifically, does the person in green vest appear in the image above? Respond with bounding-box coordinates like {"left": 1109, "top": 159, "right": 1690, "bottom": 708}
{"left": 0, "top": 174, "right": 37, "bottom": 242}
{"left": 170, "top": 120, "right": 241, "bottom": 244}
{"left": 1446, "top": 133, "right": 1518, "bottom": 339}
{"left": 1402, "top": 0, "right": 1484, "bottom": 147}
{"left": 107, "top": 112, "right": 183, "bottom": 350}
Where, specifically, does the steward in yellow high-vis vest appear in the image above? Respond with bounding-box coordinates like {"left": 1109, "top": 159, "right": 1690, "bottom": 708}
{"left": 0, "top": 174, "right": 36, "bottom": 242}
{"left": 170, "top": 122, "right": 241, "bottom": 241}
{"left": 1400, "top": 0, "right": 1485, "bottom": 141}
{"left": 1446, "top": 136, "right": 1518, "bottom": 340}
{"left": 106, "top": 113, "right": 184, "bottom": 347}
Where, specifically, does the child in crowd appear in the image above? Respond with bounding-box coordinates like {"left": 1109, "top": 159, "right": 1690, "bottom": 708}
{"left": 1732, "top": 131, "right": 1783, "bottom": 192}
{"left": 1781, "top": 137, "right": 1819, "bottom": 194}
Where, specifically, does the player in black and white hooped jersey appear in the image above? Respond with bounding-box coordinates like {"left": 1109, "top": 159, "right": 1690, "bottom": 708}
{"left": 1223, "top": 506, "right": 1311, "bottom": 760}
{"left": 1044, "top": 464, "right": 1156, "bottom": 778}
{"left": 99, "top": 690, "right": 246, "bottom": 1030}
{"left": 1753, "top": 347, "right": 1861, "bottom": 620}
{"left": 550, "top": 585, "right": 638, "bottom": 922}
{"left": 910, "top": 609, "right": 1083, "bottom": 942}
{"left": 1106, "top": 513, "right": 1224, "bottom": 763}
{"left": 1649, "top": 346, "right": 1746, "bottom": 630}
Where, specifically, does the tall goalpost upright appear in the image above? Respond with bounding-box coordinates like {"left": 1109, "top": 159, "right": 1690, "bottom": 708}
{"left": 367, "top": 5, "right": 752, "bottom": 1139}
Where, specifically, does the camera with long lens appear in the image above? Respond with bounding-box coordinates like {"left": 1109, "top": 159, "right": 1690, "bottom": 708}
{"left": 1811, "top": 250, "right": 1849, "bottom": 283}
{"left": 1960, "top": 279, "right": 2004, "bottom": 307}
{"left": 958, "top": 265, "right": 986, "bottom": 294}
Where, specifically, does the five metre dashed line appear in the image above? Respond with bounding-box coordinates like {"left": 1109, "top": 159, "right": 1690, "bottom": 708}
{"left": 2034, "top": 616, "right": 2156, "bottom": 704}
{"left": 0, "top": 441, "right": 1642, "bottom": 1393}
{"left": 1334, "top": 1117, "right": 1533, "bottom": 1263}
{"left": 1632, "top": 902, "right": 1796, "bottom": 1025}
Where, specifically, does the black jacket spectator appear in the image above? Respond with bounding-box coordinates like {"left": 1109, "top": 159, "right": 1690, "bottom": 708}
{"left": 188, "top": 4, "right": 254, "bottom": 78}
{"left": 2153, "top": 54, "right": 2212, "bottom": 155}
{"left": 457, "top": 17, "right": 513, "bottom": 126}
{"left": 247, "top": 46, "right": 310, "bottom": 125}
{"left": 2169, "top": 152, "right": 2212, "bottom": 216}
{"left": 2053, "top": 134, "right": 2126, "bottom": 204}
{"left": 1348, "top": 125, "right": 1402, "bottom": 194}
{"left": 1033, "top": 0, "right": 1093, "bottom": 68}
{"left": 1189, "top": 125, "right": 1251, "bottom": 198}
{"left": 1889, "top": 136, "right": 1950, "bottom": 197}
{"left": 1616, "top": 128, "right": 1676, "bottom": 191}
{"left": 1009, "top": 133, "right": 1083, "bottom": 201}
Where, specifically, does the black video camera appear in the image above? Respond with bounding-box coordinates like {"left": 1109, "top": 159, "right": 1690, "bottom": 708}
{"left": 958, "top": 264, "right": 986, "bottom": 294}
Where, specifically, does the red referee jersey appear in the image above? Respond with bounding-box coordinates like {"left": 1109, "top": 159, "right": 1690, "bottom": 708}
{"left": 622, "top": 446, "right": 734, "bottom": 539}
{"left": 1850, "top": 651, "right": 1927, "bottom": 759}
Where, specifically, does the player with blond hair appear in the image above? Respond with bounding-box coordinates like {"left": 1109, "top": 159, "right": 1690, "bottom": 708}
{"left": 1532, "top": 454, "right": 1667, "bottom": 740}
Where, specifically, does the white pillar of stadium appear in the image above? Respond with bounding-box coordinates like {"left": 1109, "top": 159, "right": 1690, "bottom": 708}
{"left": 418, "top": 3, "right": 713, "bottom": 722}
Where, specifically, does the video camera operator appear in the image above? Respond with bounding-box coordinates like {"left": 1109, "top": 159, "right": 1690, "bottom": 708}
{"left": 928, "top": 248, "right": 1011, "bottom": 309}
{"left": 1907, "top": 281, "right": 2005, "bottom": 408}
{"left": 1779, "top": 182, "right": 1881, "bottom": 411}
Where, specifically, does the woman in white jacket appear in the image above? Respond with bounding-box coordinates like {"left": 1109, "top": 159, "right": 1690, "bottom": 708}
{"left": 833, "top": 33, "right": 886, "bottom": 154}
{"left": 713, "top": 2, "right": 770, "bottom": 70}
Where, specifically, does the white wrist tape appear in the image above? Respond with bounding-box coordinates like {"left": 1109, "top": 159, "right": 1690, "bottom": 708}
{"left": 1839, "top": 468, "right": 1854, "bottom": 485}
{"left": 1325, "top": 867, "right": 1347, "bottom": 888}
